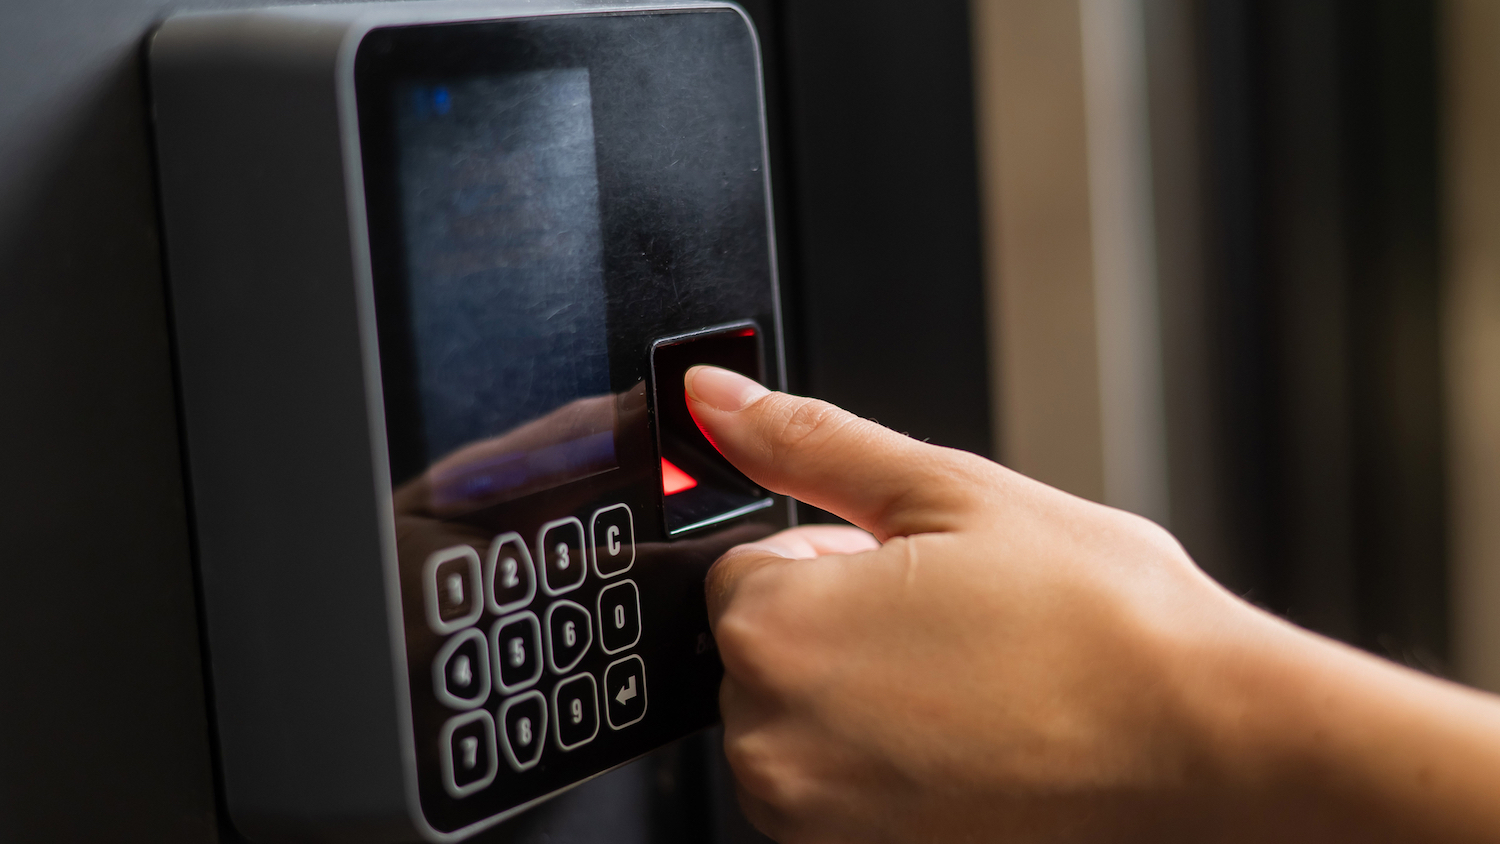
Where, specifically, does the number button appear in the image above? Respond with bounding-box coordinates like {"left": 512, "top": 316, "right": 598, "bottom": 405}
{"left": 485, "top": 532, "right": 536, "bottom": 614}
{"left": 551, "top": 673, "right": 599, "bottom": 751}
{"left": 589, "top": 503, "right": 635, "bottom": 578}
{"left": 433, "top": 628, "right": 490, "bottom": 709}
{"left": 538, "top": 517, "right": 586, "bottom": 595}
{"left": 596, "top": 580, "right": 642, "bottom": 654}
{"left": 440, "top": 709, "right": 497, "bottom": 798}
{"left": 604, "top": 655, "right": 648, "bottom": 730}
{"left": 489, "top": 612, "right": 542, "bottom": 694}
{"left": 423, "top": 546, "right": 483, "bottom": 634}
{"left": 545, "top": 600, "right": 593, "bottom": 674}
{"left": 498, "top": 690, "right": 547, "bottom": 772}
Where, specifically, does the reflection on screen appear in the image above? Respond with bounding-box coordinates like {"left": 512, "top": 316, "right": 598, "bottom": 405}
{"left": 394, "top": 68, "right": 616, "bottom": 505}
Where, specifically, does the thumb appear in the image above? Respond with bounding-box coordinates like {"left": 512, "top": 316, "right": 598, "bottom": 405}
{"left": 685, "top": 366, "right": 987, "bottom": 539}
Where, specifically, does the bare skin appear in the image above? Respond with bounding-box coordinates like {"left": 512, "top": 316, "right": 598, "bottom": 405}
{"left": 686, "top": 364, "right": 1500, "bottom": 844}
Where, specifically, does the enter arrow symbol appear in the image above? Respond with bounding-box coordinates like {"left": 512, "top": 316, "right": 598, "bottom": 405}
{"left": 615, "top": 675, "right": 638, "bottom": 705}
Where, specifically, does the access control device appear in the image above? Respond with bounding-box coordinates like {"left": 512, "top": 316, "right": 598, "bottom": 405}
{"left": 149, "top": 3, "right": 788, "bottom": 840}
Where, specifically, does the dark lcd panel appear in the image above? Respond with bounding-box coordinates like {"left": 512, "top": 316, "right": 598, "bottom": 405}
{"left": 393, "top": 69, "right": 616, "bottom": 504}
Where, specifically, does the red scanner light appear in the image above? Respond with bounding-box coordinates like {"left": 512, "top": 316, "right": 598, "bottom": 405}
{"left": 661, "top": 458, "right": 698, "bottom": 495}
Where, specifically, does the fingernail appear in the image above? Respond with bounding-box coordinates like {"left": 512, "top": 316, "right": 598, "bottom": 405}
{"left": 685, "top": 365, "right": 769, "bottom": 412}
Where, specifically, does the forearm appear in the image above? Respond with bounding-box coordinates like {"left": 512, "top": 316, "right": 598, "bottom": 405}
{"left": 1187, "top": 611, "right": 1500, "bottom": 843}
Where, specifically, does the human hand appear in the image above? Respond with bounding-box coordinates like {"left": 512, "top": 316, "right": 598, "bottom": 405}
{"left": 687, "top": 365, "right": 1500, "bottom": 844}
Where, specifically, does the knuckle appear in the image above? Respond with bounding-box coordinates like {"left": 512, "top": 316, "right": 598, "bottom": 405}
{"left": 764, "top": 397, "right": 852, "bottom": 465}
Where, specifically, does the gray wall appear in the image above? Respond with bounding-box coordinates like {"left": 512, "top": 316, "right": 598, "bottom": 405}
{"left": 0, "top": 3, "right": 762, "bottom": 842}
{"left": 0, "top": 0, "right": 230, "bottom": 839}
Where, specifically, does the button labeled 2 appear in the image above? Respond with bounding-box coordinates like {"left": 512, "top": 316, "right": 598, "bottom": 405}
{"left": 590, "top": 503, "right": 635, "bottom": 578}
{"left": 545, "top": 600, "right": 592, "bottom": 674}
{"left": 597, "top": 580, "right": 641, "bottom": 654}
{"left": 538, "top": 517, "right": 586, "bottom": 595}
{"left": 485, "top": 532, "right": 536, "bottom": 614}
{"left": 552, "top": 672, "right": 599, "bottom": 751}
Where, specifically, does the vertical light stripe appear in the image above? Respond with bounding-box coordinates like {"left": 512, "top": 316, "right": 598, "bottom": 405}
{"left": 1443, "top": 0, "right": 1500, "bottom": 692}
{"left": 1078, "top": 0, "right": 1171, "bottom": 524}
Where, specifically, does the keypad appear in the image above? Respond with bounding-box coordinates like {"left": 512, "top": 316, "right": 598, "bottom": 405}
{"left": 433, "top": 628, "right": 490, "bottom": 709}
{"left": 597, "top": 580, "right": 641, "bottom": 654}
{"left": 545, "top": 600, "right": 592, "bottom": 674}
{"left": 552, "top": 672, "right": 600, "bottom": 751}
{"left": 538, "top": 517, "right": 586, "bottom": 595}
{"left": 486, "top": 532, "right": 536, "bottom": 614}
{"left": 590, "top": 503, "right": 635, "bottom": 578}
{"left": 422, "top": 502, "right": 648, "bottom": 797}
{"left": 491, "top": 612, "right": 543, "bottom": 694}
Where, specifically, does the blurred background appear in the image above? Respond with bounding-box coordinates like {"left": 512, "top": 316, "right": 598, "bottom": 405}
{"left": 3, "top": 0, "right": 1499, "bottom": 840}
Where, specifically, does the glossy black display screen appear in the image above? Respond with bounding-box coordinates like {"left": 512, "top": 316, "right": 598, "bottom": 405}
{"left": 393, "top": 67, "right": 616, "bottom": 500}
{"left": 355, "top": 9, "right": 790, "bottom": 840}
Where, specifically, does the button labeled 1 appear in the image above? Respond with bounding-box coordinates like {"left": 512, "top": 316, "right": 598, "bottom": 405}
{"left": 552, "top": 673, "right": 599, "bottom": 751}
{"left": 545, "top": 600, "right": 592, "bottom": 674}
{"left": 604, "top": 655, "right": 647, "bottom": 730}
{"left": 499, "top": 690, "right": 547, "bottom": 772}
{"left": 423, "top": 546, "right": 483, "bottom": 634}
{"left": 597, "top": 580, "right": 641, "bottom": 654}
{"left": 490, "top": 612, "right": 542, "bottom": 694}
{"left": 538, "top": 517, "right": 586, "bottom": 595}
{"left": 590, "top": 503, "right": 635, "bottom": 578}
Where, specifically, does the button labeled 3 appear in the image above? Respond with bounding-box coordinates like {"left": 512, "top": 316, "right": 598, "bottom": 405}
{"left": 552, "top": 672, "right": 599, "bottom": 751}
{"left": 433, "top": 627, "right": 490, "bottom": 709}
{"left": 538, "top": 517, "right": 586, "bottom": 595}
{"left": 424, "top": 546, "right": 483, "bottom": 634}
{"left": 440, "top": 709, "right": 497, "bottom": 798}
{"left": 485, "top": 532, "right": 536, "bottom": 614}
{"left": 597, "top": 579, "right": 641, "bottom": 654}
{"left": 545, "top": 600, "right": 592, "bottom": 674}
{"left": 498, "top": 690, "right": 547, "bottom": 772}
{"left": 490, "top": 612, "right": 542, "bottom": 694}
{"left": 604, "top": 655, "right": 647, "bottom": 730}
{"left": 590, "top": 503, "right": 635, "bottom": 578}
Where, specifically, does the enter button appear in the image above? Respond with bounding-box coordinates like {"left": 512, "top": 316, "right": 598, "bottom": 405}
{"left": 604, "top": 655, "right": 647, "bottom": 730}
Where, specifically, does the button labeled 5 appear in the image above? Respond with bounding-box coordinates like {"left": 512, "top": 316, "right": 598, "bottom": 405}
{"left": 490, "top": 612, "right": 542, "bottom": 694}
{"left": 590, "top": 503, "right": 635, "bottom": 578}
{"left": 538, "top": 517, "right": 586, "bottom": 595}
